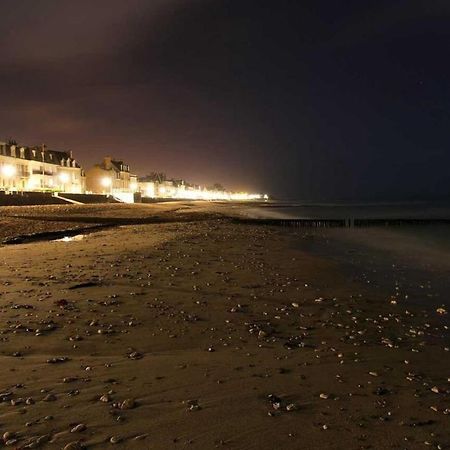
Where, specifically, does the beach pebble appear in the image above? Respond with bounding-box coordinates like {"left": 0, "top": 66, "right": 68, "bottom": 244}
{"left": 71, "top": 424, "right": 87, "bottom": 433}
{"left": 43, "top": 393, "right": 57, "bottom": 402}
{"left": 23, "top": 434, "right": 51, "bottom": 448}
{"left": 127, "top": 351, "right": 143, "bottom": 360}
{"left": 185, "top": 399, "right": 201, "bottom": 411}
{"left": 133, "top": 434, "right": 149, "bottom": 440}
{"left": 3, "top": 432, "right": 15, "bottom": 441}
{"left": 63, "top": 441, "right": 84, "bottom": 450}
{"left": 63, "top": 377, "right": 78, "bottom": 383}
{"left": 119, "top": 398, "right": 136, "bottom": 410}
{"left": 110, "top": 436, "right": 122, "bottom": 444}
{"left": 100, "top": 394, "right": 111, "bottom": 403}
{"left": 47, "top": 356, "right": 69, "bottom": 364}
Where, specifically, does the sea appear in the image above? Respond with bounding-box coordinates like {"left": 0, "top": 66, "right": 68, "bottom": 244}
{"left": 241, "top": 200, "right": 450, "bottom": 307}
{"left": 243, "top": 200, "right": 450, "bottom": 220}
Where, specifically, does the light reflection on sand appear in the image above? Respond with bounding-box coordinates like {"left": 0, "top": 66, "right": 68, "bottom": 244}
{"left": 55, "top": 234, "right": 85, "bottom": 242}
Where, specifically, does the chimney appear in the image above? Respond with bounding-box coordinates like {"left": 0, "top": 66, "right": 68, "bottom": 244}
{"left": 103, "top": 156, "right": 112, "bottom": 170}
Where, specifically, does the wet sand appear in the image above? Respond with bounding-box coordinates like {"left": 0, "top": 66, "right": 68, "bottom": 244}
{"left": 0, "top": 204, "right": 449, "bottom": 449}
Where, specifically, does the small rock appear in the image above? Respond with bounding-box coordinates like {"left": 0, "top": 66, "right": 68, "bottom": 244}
{"left": 47, "top": 356, "right": 69, "bottom": 364}
{"left": 43, "top": 393, "right": 57, "bottom": 402}
{"left": 3, "top": 432, "right": 15, "bottom": 441}
{"left": 133, "top": 434, "right": 149, "bottom": 440}
{"left": 71, "top": 424, "right": 86, "bottom": 433}
{"left": 63, "top": 377, "right": 78, "bottom": 383}
{"left": 100, "top": 394, "right": 111, "bottom": 403}
{"left": 63, "top": 442, "right": 84, "bottom": 450}
{"left": 119, "top": 398, "right": 136, "bottom": 410}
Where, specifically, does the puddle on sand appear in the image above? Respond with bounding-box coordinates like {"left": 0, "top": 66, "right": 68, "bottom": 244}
{"left": 56, "top": 234, "right": 85, "bottom": 242}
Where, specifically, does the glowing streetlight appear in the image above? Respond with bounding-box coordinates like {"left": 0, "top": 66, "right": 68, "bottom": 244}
{"left": 101, "top": 176, "right": 112, "bottom": 195}
{"left": 101, "top": 177, "right": 112, "bottom": 187}
{"left": 59, "top": 173, "right": 70, "bottom": 183}
{"left": 58, "top": 172, "right": 70, "bottom": 192}
{"left": 1, "top": 164, "right": 16, "bottom": 178}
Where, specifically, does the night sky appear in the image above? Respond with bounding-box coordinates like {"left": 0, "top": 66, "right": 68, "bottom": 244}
{"left": 1, "top": 0, "right": 449, "bottom": 200}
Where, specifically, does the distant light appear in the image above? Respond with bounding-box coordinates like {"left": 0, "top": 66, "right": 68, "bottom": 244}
{"left": 130, "top": 182, "right": 137, "bottom": 191}
{"left": 59, "top": 172, "right": 70, "bottom": 183}
{"left": 101, "top": 177, "right": 112, "bottom": 187}
{"left": 1, "top": 164, "right": 16, "bottom": 178}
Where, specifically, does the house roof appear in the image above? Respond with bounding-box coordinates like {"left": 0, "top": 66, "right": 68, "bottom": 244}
{"left": 111, "top": 160, "right": 127, "bottom": 172}
{"left": 0, "top": 142, "right": 81, "bottom": 168}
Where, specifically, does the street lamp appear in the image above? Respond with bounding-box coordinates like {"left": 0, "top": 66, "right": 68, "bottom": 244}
{"left": 1, "top": 164, "right": 16, "bottom": 178}
{"left": 101, "top": 177, "right": 112, "bottom": 194}
{"left": 59, "top": 172, "right": 70, "bottom": 192}
{"left": 1, "top": 164, "right": 16, "bottom": 192}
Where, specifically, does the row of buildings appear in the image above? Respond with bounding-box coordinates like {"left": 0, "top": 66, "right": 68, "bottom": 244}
{"left": 0, "top": 140, "right": 265, "bottom": 202}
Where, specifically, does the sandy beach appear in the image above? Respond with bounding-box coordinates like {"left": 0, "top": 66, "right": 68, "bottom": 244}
{"left": 0, "top": 203, "right": 449, "bottom": 449}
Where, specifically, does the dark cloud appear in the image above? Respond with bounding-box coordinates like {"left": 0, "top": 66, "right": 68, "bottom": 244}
{"left": 1, "top": 0, "right": 449, "bottom": 198}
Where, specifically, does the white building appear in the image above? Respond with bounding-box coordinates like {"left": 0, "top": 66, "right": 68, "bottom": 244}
{"left": 0, "top": 142, "right": 85, "bottom": 193}
{"left": 85, "top": 156, "right": 138, "bottom": 203}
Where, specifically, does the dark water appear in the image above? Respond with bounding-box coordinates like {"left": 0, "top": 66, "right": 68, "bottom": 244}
{"left": 241, "top": 201, "right": 450, "bottom": 307}
{"left": 247, "top": 201, "right": 450, "bottom": 220}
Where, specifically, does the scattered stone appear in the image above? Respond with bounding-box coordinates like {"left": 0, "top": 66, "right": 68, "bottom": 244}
{"left": 100, "top": 394, "right": 112, "bottom": 403}
{"left": 127, "top": 351, "right": 143, "bottom": 360}
{"left": 185, "top": 399, "right": 201, "bottom": 411}
{"left": 133, "top": 434, "right": 149, "bottom": 440}
{"left": 63, "top": 441, "right": 84, "bottom": 450}
{"left": 63, "top": 377, "right": 78, "bottom": 383}
{"left": 110, "top": 436, "right": 122, "bottom": 444}
{"left": 47, "top": 356, "right": 69, "bottom": 364}
{"left": 43, "top": 393, "right": 57, "bottom": 402}
{"left": 3, "top": 432, "right": 15, "bottom": 442}
{"left": 119, "top": 398, "right": 136, "bottom": 410}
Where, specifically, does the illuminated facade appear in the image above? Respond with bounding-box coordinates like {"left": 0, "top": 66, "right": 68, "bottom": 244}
{"left": 86, "top": 156, "right": 138, "bottom": 202}
{"left": 0, "top": 141, "right": 85, "bottom": 193}
{"left": 138, "top": 174, "right": 266, "bottom": 201}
